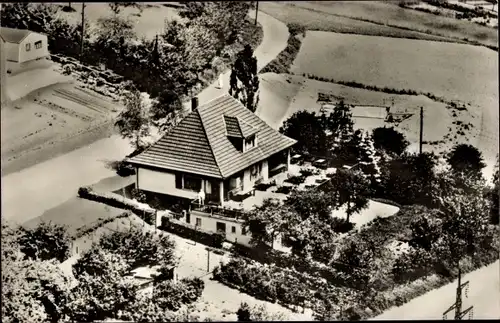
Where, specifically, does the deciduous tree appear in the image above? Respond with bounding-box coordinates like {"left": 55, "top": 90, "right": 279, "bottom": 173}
{"left": 115, "top": 89, "right": 151, "bottom": 150}
{"left": 328, "top": 169, "right": 371, "bottom": 223}
{"left": 372, "top": 126, "right": 409, "bottom": 156}
{"left": 16, "top": 221, "right": 72, "bottom": 263}
{"left": 446, "top": 144, "right": 486, "bottom": 180}
{"left": 244, "top": 199, "right": 301, "bottom": 248}
{"left": 229, "top": 44, "right": 260, "bottom": 112}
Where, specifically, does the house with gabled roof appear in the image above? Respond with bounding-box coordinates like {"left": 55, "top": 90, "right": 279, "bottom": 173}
{"left": 127, "top": 94, "right": 297, "bottom": 207}
{"left": 0, "top": 27, "right": 49, "bottom": 64}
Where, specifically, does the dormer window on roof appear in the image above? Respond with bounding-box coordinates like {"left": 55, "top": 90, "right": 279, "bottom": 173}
{"left": 224, "top": 115, "right": 259, "bottom": 153}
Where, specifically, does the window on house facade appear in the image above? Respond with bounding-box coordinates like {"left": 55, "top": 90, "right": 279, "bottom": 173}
{"left": 242, "top": 226, "right": 247, "bottom": 235}
{"left": 184, "top": 174, "right": 202, "bottom": 191}
{"left": 231, "top": 226, "right": 236, "bottom": 233}
{"left": 35, "top": 40, "right": 42, "bottom": 49}
{"left": 244, "top": 136, "right": 256, "bottom": 152}
{"left": 196, "top": 218, "right": 201, "bottom": 227}
{"left": 176, "top": 173, "right": 202, "bottom": 191}
{"left": 216, "top": 222, "right": 226, "bottom": 233}
{"left": 250, "top": 162, "right": 263, "bottom": 181}
{"left": 25, "top": 43, "right": 31, "bottom": 51}
{"left": 175, "top": 173, "right": 182, "bottom": 189}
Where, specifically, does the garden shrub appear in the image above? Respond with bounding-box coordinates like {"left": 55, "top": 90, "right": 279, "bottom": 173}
{"left": 131, "top": 188, "right": 147, "bottom": 203}
{"left": 98, "top": 227, "right": 177, "bottom": 269}
{"left": 285, "top": 175, "right": 306, "bottom": 185}
{"left": 331, "top": 217, "right": 355, "bottom": 233}
{"left": 276, "top": 186, "right": 293, "bottom": 194}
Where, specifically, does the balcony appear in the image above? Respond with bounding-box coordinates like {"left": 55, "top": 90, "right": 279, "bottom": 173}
{"left": 190, "top": 201, "right": 246, "bottom": 220}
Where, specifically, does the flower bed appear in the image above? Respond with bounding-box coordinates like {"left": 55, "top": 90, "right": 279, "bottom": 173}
{"left": 285, "top": 175, "right": 307, "bottom": 185}
{"left": 78, "top": 186, "right": 155, "bottom": 225}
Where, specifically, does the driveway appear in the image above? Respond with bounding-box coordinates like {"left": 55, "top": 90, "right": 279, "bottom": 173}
{"left": 1, "top": 10, "right": 290, "bottom": 227}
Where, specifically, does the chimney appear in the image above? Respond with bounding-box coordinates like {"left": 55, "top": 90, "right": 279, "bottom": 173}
{"left": 191, "top": 97, "right": 199, "bottom": 111}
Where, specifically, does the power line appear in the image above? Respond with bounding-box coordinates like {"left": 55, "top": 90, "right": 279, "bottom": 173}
{"left": 443, "top": 267, "right": 474, "bottom": 320}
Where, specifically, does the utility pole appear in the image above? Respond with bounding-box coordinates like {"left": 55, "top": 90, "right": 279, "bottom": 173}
{"left": 80, "top": 2, "right": 86, "bottom": 63}
{"left": 443, "top": 268, "right": 474, "bottom": 320}
{"left": 254, "top": 1, "right": 259, "bottom": 25}
{"left": 419, "top": 106, "right": 424, "bottom": 154}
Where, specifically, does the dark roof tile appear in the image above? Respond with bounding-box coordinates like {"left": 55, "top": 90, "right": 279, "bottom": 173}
{"left": 129, "top": 94, "right": 297, "bottom": 179}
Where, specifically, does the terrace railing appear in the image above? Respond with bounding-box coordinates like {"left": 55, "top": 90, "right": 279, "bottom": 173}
{"left": 190, "top": 201, "right": 246, "bottom": 220}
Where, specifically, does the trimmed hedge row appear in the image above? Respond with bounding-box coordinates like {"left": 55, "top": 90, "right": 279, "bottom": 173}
{"left": 74, "top": 212, "right": 131, "bottom": 239}
{"left": 260, "top": 28, "right": 304, "bottom": 74}
{"left": 78, "top": 186, "right": 155, "bottom": 225}
{"left": 159, "top": 217, "right": 225, "bottom": 249}
{"left": 302, "top": 73, "right": 453, "bottom": 105}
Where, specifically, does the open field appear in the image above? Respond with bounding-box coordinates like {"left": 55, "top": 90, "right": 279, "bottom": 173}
{"left": 260, "top": 1, "right": 498, "bottom": 48}
{"left": 291, "top": 31, "right": 497, "bottom": 109}
{"left": 256, "top": 72, "right": 488, "bottom": 168}
{"left": 289, "top": 31, "right": 498, "bottom": 168}
{"left": 52, "top": 3, "right": 180, "bottom": 41}
{"left": 1, "top": 80, "right": 121, "bottom": 175}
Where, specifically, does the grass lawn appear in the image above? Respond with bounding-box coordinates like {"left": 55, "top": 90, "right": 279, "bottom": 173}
{"left": 22, "top": 197, "right": 125, "bottom": 237}
{"left": 260, "top": 1, "right": 498, "bottom": 48}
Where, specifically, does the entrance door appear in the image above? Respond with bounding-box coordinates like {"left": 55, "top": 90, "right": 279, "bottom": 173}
{"left": 186, "top": 212, "right": 191, "bottom": 224}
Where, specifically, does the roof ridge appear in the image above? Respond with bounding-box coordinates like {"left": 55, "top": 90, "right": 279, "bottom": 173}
{"left": 196, "top": 109, "right": 223, "bottom": 178}
{"left": 197, "top": 93, "right": 232, "bottom": 112}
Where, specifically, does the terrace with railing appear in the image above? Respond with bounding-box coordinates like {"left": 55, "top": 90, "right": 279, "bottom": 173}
{"left": 190, "top": 201, "right": 247, "bottom": 221}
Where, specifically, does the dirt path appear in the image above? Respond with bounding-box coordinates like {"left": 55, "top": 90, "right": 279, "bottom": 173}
{"left": 1, "top": 10, "right": 289, "bottom": 226}
{"left": 372, "top": 260, "right": 500, "bottom": 320}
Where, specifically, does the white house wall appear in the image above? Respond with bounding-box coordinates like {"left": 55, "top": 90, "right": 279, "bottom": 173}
{"left": 18, "top": 33, "right": 49, "bottom": 63}
{"left": 3, "top": 41, "right": 18, "bottom": 62}
{"left": 137, "top": 168, "right": 198, "bottom": 200}
{"left": 189, "top": 210, "right": 252, "bottom": 246}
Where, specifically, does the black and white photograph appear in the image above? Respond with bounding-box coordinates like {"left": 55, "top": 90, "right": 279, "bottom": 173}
{"left": 1, "top": 1, "right": 499, "bottom": 321}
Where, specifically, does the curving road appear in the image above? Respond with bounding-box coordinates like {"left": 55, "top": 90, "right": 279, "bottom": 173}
{"left": 1, "top": 11, "right": 289, "bottom": 225}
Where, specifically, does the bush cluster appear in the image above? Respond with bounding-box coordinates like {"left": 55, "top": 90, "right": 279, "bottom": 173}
{"left": 78, "top": 186, "right": 155, "bottom": 225}
{"left": 285, "top": 175, "right": 307, "bottom": 185}
{"left": 214, "top": 257, "right": 359, "bottom": 315}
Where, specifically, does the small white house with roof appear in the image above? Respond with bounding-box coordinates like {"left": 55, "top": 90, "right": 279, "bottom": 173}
{"left": 0, "top": 27, "right": 49, "bottom": 64}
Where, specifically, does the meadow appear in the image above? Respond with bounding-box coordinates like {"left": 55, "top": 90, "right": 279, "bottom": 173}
{"left": 290, "top": 31, "right": 498, "bottom": 110}
{"left": 260, "top": 1, "right": 498, "bottom": 49}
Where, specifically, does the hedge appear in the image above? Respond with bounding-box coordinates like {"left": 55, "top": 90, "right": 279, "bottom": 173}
{"left": 159, "top": 217, "right": 225, "bottom": 249}
{"left": 73, "top": 212, "right": 131, "bottom": 239}
{"left": 78, "top": 186, "right": 155, "bottom": 225}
